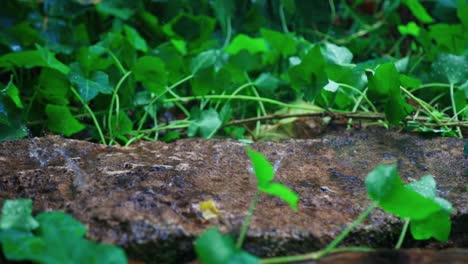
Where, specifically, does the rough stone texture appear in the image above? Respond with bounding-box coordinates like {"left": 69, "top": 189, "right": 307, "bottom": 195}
{"left": 0, "top": 129, "right": 466, "bottom": 263}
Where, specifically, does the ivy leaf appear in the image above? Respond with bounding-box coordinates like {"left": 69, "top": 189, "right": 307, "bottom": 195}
{"left": 38, "top": 68, "right": 70, "bottom": 105}
{"left": 3, "top": 76, "right": 23, "bottom": 109}
{"left": 190, "top": 49, "right": 221, "bottom": 74}
{"left": 406, "top": 175, "right": 452, "bottom": 241}
{"left": 0, "top": 199, "right": 39, "bottom": 232}
{"left": 402, "top": 0, "right": 434, "bottom": 23}
{"left": 245, "top": 147, "right": 299, "bottom": 211}
{"left": 259, "top": 182, "right": 299, "bottom": 211}
{"left": 365, "top": 164, "right": 442, "bottom": 220}
{"left": 109, "top": 111, "right": 133, "bottom": 136}
{"left": 431, "top": 53, "right": 468, "bottom": 84}
{"left": 245, "top": 146, "right": 274, "bottom": 185}
{"left": 366, "top": 63, "right": 413, "bottom": 125}
{"left": 225, "top": 34, "right": 268, "bottom": 55}
{"left": 163, "top": 14, "right": 216, "bottom": 50}
{"left": 69, "top": 63, "right": 113, "bottom": 103}
{"left": 123, "top": 25, "right": 148, "bottom": 52}
{"left": 288, "top": 45, "right": 327, "bottom": 101}
{"left": 321, "top": 42, "right": 353, "bottom": 65}
{"left": 133, "top": 56, "right": 168, "bottom": 94}
{"left": 260, "top": 28, "right": 297, "bottom": 56}
{"left": 195, "top": 228, "right": 259, "bottom": 264}
{"left": 188, "top": 108, "right": 222, "bottom": 138}
{"left": 0, "top": 49, "right": 69, "bottom": 75}
{"left": 45, "top": 104, "right": 85, "bottom": 136}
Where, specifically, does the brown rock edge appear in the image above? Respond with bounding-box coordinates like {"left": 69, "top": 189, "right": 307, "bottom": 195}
{"left": 0, "top": 129, "right": 466, "bottom": 263}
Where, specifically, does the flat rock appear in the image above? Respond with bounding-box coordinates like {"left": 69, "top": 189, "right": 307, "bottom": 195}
{"left": 0, "top": 129, "right": 466, "bottom": 263}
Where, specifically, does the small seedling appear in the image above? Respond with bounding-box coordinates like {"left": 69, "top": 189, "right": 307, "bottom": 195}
{"left": 195, "top": 149, "right": 453, "bottom": 264}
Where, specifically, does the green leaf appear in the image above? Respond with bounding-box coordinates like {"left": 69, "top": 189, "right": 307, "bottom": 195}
{"left": 367, "top": 63, "right": 413, "bottom": 125}
{"left": 124, "top": 25, "right": 148, "bottom": 52}
{"left": 225, "top": 34, "right": 268, "bottom": 55}
{"left": 259, "top": 182, "right": 299, "bottom": 211}
{"left": 431, "top": 53, "right": 468, "bottom": 84}
{"left": 133, "top": 56, "right": 168, "bottom": 94}
{"left": 195, "top": 228, "right": 259, "bottom": 264}
{"left": 188, "top": 108, "right": 222, "bottom": 138}
{"left": 96, "top": 0, "right": 135, "bottom": 20}
{"left": 402, "top": 0, "right": 434, "bottom": 23}
{"left": 321, "top": 42, "right": 353, "bottom": 65}
{"left": 398, "top": 22, "right": 421, "bottom": 36}
{"left": 458, "top": 0, "right": 468, "bottom": 27}
{"left": 163, "top": 14, "right": 216, "bottom": 50}
{"left": 0, "top": 49, "right": 69, "bottom": 75}
{"left": 288, "top": 45, "right": 327, "bottom": 101}
{"left": 38, "top": 68, "right": 70, "bottom": 105}
{"left": 69, "top": 63, "right": 113, "bottom": 103}
{"left": 254, "top": 73, "right": 280, "bottom": 97}
{"left": 429, "top": 24, "right": 466, "bottom": 54}
{"left": 400, "top": 74, "right": 421, "bottom": 89}
{"left": 245, "top": 146, "right": 275, "bottom": 186}
{"left": 367, "top": 62, "right": 400, "bottom": 98}
{"left": 0, "top": 229, "right": 45, "bottom": 261}
{"left": 365, "top": 164, "right": 441, "bottom": 220}
{"left": 45, "top": 104, "right": 86, "bottom": 136}
{"left": 410, "top": 210, "right": 451, "bottom": 241}
{"left": 30, "top": 211, "right": 127, "bottom": 264}
{"left": 0, "top": 199, "right": 39, "bottom": 232}
{"left": 110, "top": 111, "right": 133, "bottom": 136}
{"left": 260, "top": 28, "right": 297, "bottom": 56}
{"left": 3, "top": 76, "right": 23, "bottom": 109}
{"left": 36, "top": 212, "right": 87, "bottom": 239}
{"left": 406, "top": 175, "right": 453, "bottom": 241}
{"left": 384, "top": 95, "right": 413, "bottom": 126}
{"left": 190, "top": 49, "right": 222, "bottom": 74}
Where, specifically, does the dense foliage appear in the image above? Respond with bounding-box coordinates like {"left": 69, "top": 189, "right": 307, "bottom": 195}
{"left": 0, "top": 0, "right": 466, "bottom": 144}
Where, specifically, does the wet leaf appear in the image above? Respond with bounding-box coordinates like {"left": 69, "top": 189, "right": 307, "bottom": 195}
{"left": 431, "top": 53, "right": 468, "bottom": 84}
{"left": 69, "top": 63, "right": 113, "bottom": 103}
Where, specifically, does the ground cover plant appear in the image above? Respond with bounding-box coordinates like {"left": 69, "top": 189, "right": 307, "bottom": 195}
{"left": 0, "top": 0, "right": 466, "bottom": 263}
{"left": 0, "top": 0, "right": 466, "bottom": 143}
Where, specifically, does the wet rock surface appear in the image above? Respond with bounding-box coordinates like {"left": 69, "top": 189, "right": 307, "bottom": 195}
{"left": 0, "top": 129, "right": 466, "bottom": 263}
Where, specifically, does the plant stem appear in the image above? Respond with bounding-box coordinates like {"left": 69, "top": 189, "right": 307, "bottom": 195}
{"left": 164, "top": 95, "right": 324, "bottom": 113}
{"left": 449, "top": 82, "right": 463, "bottom": 138}
{"left": 236, "top": 189, "right": 261, "bottom": 249}
{"left": 395, "top": 218, "right": 410, "bottom": 249}
{"left": 70, "top": 86, "right": 107, "bottom": 145}
{"left": 108, "top": 71, "right": 132, "bottom": 143}
{"left": 260, "top": 247, "right": 374, "bottom": 264}
{"left": 222, "top": 17, "right": 232, "bottom": 49}
{"left": 279, "top": 4, "right": 289, "bottom": 33}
